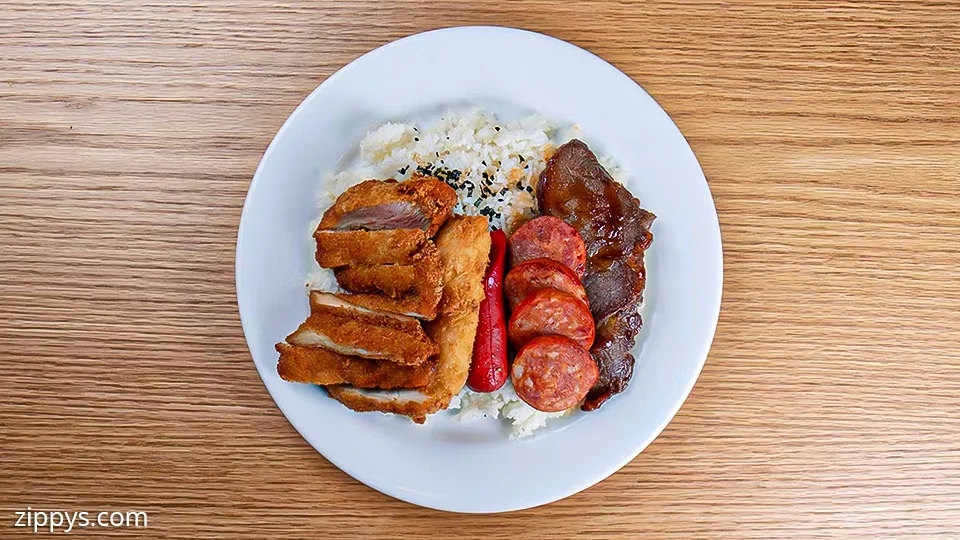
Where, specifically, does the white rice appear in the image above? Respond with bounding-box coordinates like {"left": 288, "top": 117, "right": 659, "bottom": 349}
{"left": 318, "top": 110, "right": 552, "bottom": 233}
{"left": 309, "top": 110, "right": 585, "bottom": 437}
{"left": 448, "top": 384, "right": 569, "bottom": 439}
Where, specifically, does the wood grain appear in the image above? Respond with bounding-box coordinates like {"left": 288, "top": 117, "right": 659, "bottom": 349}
{"left": 2, "top": 1, "right": 959, "bottom": 537}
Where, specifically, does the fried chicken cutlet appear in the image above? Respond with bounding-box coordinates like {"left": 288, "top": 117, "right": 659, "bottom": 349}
{"left": 276, "top": 343, "right": 436, "bottom": 389}
{"left": 287, "top": 292, "right": 439, "bottom": 365}
{"left": 332, "top": 240, "right": 444, "bottom": 319}
{"left": 326, "top": 215, "right": 491, "bottom": 423}
{"left": 313, "top": 177, "right": 454, "bottom": 319}
{"left": 334, "top": 263, "right": 419, "bottom": 298}
{"left": 433, "top": 215, "right": 490, "bottom": 316}
{"left": 318, "top": 176, "right": 457, "bottom": 237}
{"left": 314, "top": 228, "right": 428, "bottom": 268}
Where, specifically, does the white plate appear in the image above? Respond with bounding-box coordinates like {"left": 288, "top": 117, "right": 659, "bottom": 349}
{"left": 236, "top": 26, "right": 722, "bottom": 513}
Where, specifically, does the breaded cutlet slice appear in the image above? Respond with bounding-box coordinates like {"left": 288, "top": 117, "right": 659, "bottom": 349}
{"left": 326, "top": 215, "right": 491, "bottom": 423}
{"left": 289, "top": 292, "right": 438, "bottom": 365}
{"left": 276, "top": 343, "right": 436, "bottom": 389}
{"left": 331, "top": 291, "right": 441, "bottom": 321}
{"left": 433, "top": 215, "right": 490, "bottom": 315}
{"left": 331, "top": 241, "right": 444, "bottom": 320}
{"left": 335, "top": 264, "right": 419, "bottom": 298}
{"left": 334, "top": 240, "right": 443, "bottom": 300}
{"left": 325, "top": 306, "right": 482, "bottom": 423}
{"left": 314, "top": 228, "right": 427, "bottom": 268}
{"left": 318, "top": 176, "right": 458, "bottom": 237}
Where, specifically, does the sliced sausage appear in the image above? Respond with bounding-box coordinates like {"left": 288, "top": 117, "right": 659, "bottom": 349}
{"left": 512, "top": 335, "right": 599, "bottom": 412}
{"left": 508, "top": 288, "right": 595, "bottom": 350}
{"left": 508, "top": 216, "right": 587, "bottom": 278}
{"left": 504, "top": 258, "right": 588, "bottom": 312}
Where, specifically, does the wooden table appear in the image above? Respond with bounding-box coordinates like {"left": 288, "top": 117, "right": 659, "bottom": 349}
{"left": 2, "top": 1, "right": 959, "bottom": 538}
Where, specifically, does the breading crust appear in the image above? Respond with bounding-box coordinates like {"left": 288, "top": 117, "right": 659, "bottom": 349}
{"left": 287, "top": 302, "right": 438, "bottom": 365}
{"left": 318, "top": 176, "right": 457, "bottom": 236}
{"left": 332, "top": 241, "right": 444, "bottom": 319}
{"left": 334, "top": 241, "right": 443, "bottom": 300}
{"left": 434, "top": 215, "right": 490, "bottom": 315}
{"left": 276, "top": 343, "right": 435, "bottom": 389}
{"left": 314, "top": 229, "right": 427, "bottom": 268}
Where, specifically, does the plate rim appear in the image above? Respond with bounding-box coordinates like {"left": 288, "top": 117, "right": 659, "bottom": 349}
{"left": 235, "top": 25, "right": 723, "bottom": 513}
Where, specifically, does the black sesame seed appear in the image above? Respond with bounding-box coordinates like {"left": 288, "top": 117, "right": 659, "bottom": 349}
{"left": 414, "top": 137, "right": 419, "bottom": 141}
{"left": 495, "top": 126, "right": 500, "bottom": 131}
{"left": 515, "top": 182, "right": 523, "bottom": 189}
{"left": 525, "top": 186, "right": 533, "bottom": 192}
{"left": 398, "top": 166, "right": 409, "bottom": 175}
{"left": 474, "top": 199, "right": 483, "bottom": 207}
{"left": 416, "top": 164, "right": 434, "bottom": 176}
{"left": 518, "top": 155, "right": 525, "bottom": 162}
{"left": 481, "top": 160, "right": 487, "bottom": 166}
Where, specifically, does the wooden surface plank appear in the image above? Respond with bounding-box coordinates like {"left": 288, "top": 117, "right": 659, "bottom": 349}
{"left": 1, "top": 1, "right": 959, "bottom": 537}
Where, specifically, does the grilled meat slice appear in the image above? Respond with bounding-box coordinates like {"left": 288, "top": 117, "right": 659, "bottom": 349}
{"left": 314, "top": 228, "right": 427, "bottom": 268}
{"left": 318, "top": 176, "right": 458, "bottom": 237}
{"left": 538, "top": 139, "right": 655, "bottom": 410}
{"left": 584, "top": 301, "right": 643, "bottom": 410}
{"left": 581, "top": 247, "right": 648, "bottom": 322}
{"left": 276, "top": 343, "right": 436, "bottom": 389}
{"left": 326, "top": 216, "right": 491, "bottom": 423}
{"left": 289, "top": 292, "right": 438, "bottom": 365}
{"left": 538, "top": 139, "right": 655, "bottom": 322}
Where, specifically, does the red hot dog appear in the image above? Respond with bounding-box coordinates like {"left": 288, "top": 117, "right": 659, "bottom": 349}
{"left": 467, "top": 229, "right": 508, "bottom": 392}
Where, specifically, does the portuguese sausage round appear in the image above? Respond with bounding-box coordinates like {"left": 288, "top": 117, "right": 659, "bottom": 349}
{"left": 504, "top": 258, "right": 588, "bottom": 312}
{"left": 512, "top": 335, "right": 599, "bottom": 412}
{"left": 508, "top": 216, "right": 587, "bottom": 278}
{"left": 507, "top": 288, "right": 595, "bottom": 350}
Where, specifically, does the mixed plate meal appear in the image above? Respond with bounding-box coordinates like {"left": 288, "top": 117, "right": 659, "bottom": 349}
{"left": 237, "top": 26, "right": 721, "bottom": 511}
{"left": 275, "top": 112, "right": 656, "bottom": 437}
